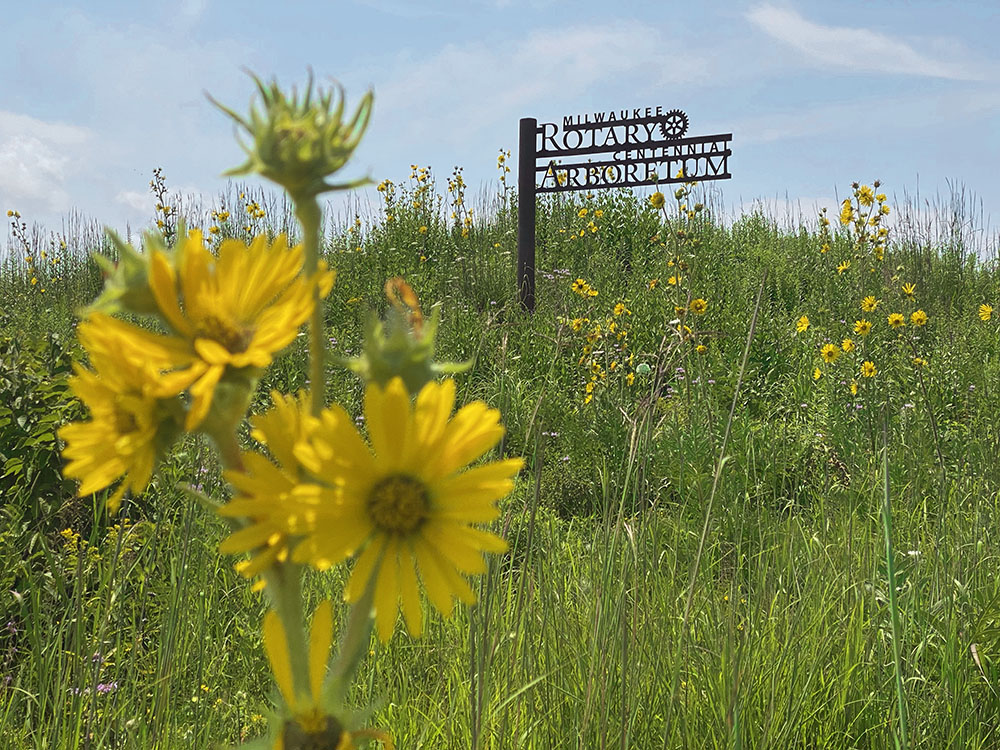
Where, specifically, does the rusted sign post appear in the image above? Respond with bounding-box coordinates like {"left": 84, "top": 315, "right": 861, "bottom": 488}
{"left": 516, "top": 107, "right": 733, "bottom": 312}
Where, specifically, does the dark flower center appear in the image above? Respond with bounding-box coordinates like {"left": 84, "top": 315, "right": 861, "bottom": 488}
{"left": 366, "top": 474, "right": 430, "bottom": 534}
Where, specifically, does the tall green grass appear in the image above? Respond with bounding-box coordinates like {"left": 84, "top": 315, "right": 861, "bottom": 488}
{"left": 2, "top": 172, "right": 1000, "bottom": 748}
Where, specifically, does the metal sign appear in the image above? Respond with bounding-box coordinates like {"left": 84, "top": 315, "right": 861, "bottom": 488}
{"left": 516, "top": 108, "right": 733, "bottom": 311}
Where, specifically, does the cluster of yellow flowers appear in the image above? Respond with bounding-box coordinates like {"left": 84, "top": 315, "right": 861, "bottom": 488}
{"left": 561, "top": 285, "right": 636, "bottom": 404}
{"left": 558, "top": 204, "right": 603, "bottom": 240}
{"left": 798, "top": 285, "right": 930, "bottom": 388}
{"left": 799, "top": 183, "right": 936, "bottom": 392}
{"left": 496, "top": 148, "right": 511, "bottom": 191}
{"left": 56, "top": 72, "right": 524, "bottom": 750}
{"left": 570, "top": 277, "right": 599, "bottom": 298}
{"left": 59, "top": 230, "right": 330, "bottom": 509}
{"left": 837, "top": 181, "right": 891, "bottom": 262}
{"left": 7, "top": 208, "right": 67, "bottom": 292}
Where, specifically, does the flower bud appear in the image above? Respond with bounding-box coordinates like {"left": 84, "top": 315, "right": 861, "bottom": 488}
{"left": 211, "top": 71, "right": 373, "bottom": 201}
{"left": 341, "top": 279, "right": 470, "bottom": 395}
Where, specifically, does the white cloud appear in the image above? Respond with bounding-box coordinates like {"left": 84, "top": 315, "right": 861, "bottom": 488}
{"left": 733, "top": 87, "right": 1000, "bottom": 145}
{"left": 746, "top": 4, "right": 985, "bottom": 80}
{"left": 369, "top": 22, "right": 710, "bottom": 150}
{"left": 178, "top": 0, "right": 209, "bottom": 23}
{"left": 114, "top": 190, "right": 151, "bottom": 217}
{"left": 0, "top": 112, "right": 94, "bottom": 213}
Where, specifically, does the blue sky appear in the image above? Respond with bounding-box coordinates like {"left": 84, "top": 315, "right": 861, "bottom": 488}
{"left": 1, "top": 0, "right": 997, "bottom": 242}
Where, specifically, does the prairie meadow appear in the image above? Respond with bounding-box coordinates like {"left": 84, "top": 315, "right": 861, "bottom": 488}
{"left": 2, "top": 77, "right": 1000, "bottom": 750}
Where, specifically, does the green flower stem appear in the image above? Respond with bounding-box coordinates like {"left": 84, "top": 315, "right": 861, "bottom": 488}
{"left": 214, "top": 432, "right": 244, "bottom": 473}
{"left": 294, "top": 194, "right": 326, "bottom": 416}
{"left": 330, "top": 575, "right": 376, "bottom": 704}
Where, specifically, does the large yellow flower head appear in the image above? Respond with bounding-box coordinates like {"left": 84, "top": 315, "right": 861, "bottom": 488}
{"left": 149, "top": 230, "right": 334, "bottom": 429}
{"left": 293, "top": 377, "right": 523, "bottom": 642}
{"left": 58, "top": 315, "right": 186, "bottom": 512}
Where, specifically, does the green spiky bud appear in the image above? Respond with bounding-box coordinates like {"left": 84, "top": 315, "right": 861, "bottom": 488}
{"left": 85, "top": 222, "right": 196, "bottom": 319}
{"left": 341, "top": 279, "right": 470, "bottom": 396}
{"left": 210, "top": 70, "right": 373, "bottom": 201}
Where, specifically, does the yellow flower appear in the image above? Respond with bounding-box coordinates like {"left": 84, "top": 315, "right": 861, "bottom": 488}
{"left": 586, "top": 286, "right": 598, "bottom": 297}
{"left": 594, "top": 209, "right": 604, "bottom": 218}
{"left": 861, "top": 360, "right": 877, "bottom": 378}
{"left": 626, "top": 372, "right": 635, "bottom": 385}
{"left": 571, "top": 278, "right": 587, "bottom": 295}
{"left": 888, "top": 312, "right": 905, "bottom": 329}
{"left": 58, "top": 316, "right": 185, "bottom": 512}
{"left": 147, "top": 232, "right": 334, "bottom": 430}
{"left": 854, "top": 319, "right": 872, "bottom": 336}
{"left": 291, "top": 378, "right": 522, "bottom": 641}
{"left": 850, "top": 380, "right": 859, "bottom": 396}
{"left": 841, "top": 338, "right": 855, "bottom": 352}
{"left": 901, "top": 283, "right": 916, "bottom": 298}
{"left": 649, "top": 192, "right": 665, "bottom": 209}
{"left": 690, "top": 298, "right": 707, "bottom": 315}
{"left": 796, "top": 315, "right": 810, "bottom": 333}
{"left": 695, "top": 344, "right": 707, "bottom": 354}
{"left": 820, "top": 343, "right": 840, "bottom": 364}
{"left": 861, "top": 296, "right": 879, "bottom": 312}
{"left": 264, "top": 601, "right": 392, "bottom": 750}
{"left": 418, "top": 225, "right": 428, "bottom": 234}
{"left": 979, "top": 303, "right": 993, "bottom": 322}
{"left": 577, "top": 208, "right": 588, "bottom": 218}
{"left": 570, "top": 317, "right": 585, "bottom": 332}
{"left": 813, "top": 367, "right": 822, "bottom": 381}
{"left": 839, "top": 200, "right": 853, "bottom": 225}
{"left": 910, "top": 309, "right": 927, "bottom": 327}
{"left": 837, "top": 259, "right": 850, "bottom": 275}
{"left": 667, "top": 275, "right": 681, "bottom": 286}
{"left": 857, "top": 185, "right": 874, "bottom": 207}
{"left": 913, "top": 356, "right": 928, "bottom": 368}
{"left": 647, "top": 279, "right": 659, "bottom": 290}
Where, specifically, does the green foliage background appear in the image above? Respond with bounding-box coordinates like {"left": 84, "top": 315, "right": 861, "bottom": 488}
{"left": 1, "top": 171, "right": 1000, "bottom": 748}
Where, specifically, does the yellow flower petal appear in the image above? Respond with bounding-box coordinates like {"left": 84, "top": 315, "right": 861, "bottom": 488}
{"left": 262, "top": 610, "right": 297, "bottom": 711}
{"left": 374, "top": 538, "right": 401, "bottom": 641}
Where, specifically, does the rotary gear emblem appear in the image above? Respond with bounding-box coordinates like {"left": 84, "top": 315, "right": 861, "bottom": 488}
{"left": 659, "top": 109, "right": 689, "bottom": 140}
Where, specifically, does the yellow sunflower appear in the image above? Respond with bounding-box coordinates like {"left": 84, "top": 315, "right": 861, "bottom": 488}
{"left": 293, "top": 378, "right": 523, "bottom": 641}
{"left": 148, "top": 230, "right": 334, "bottom": 429}
{"left": 58, "top": 316, "right": 185, "bottom": 512}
